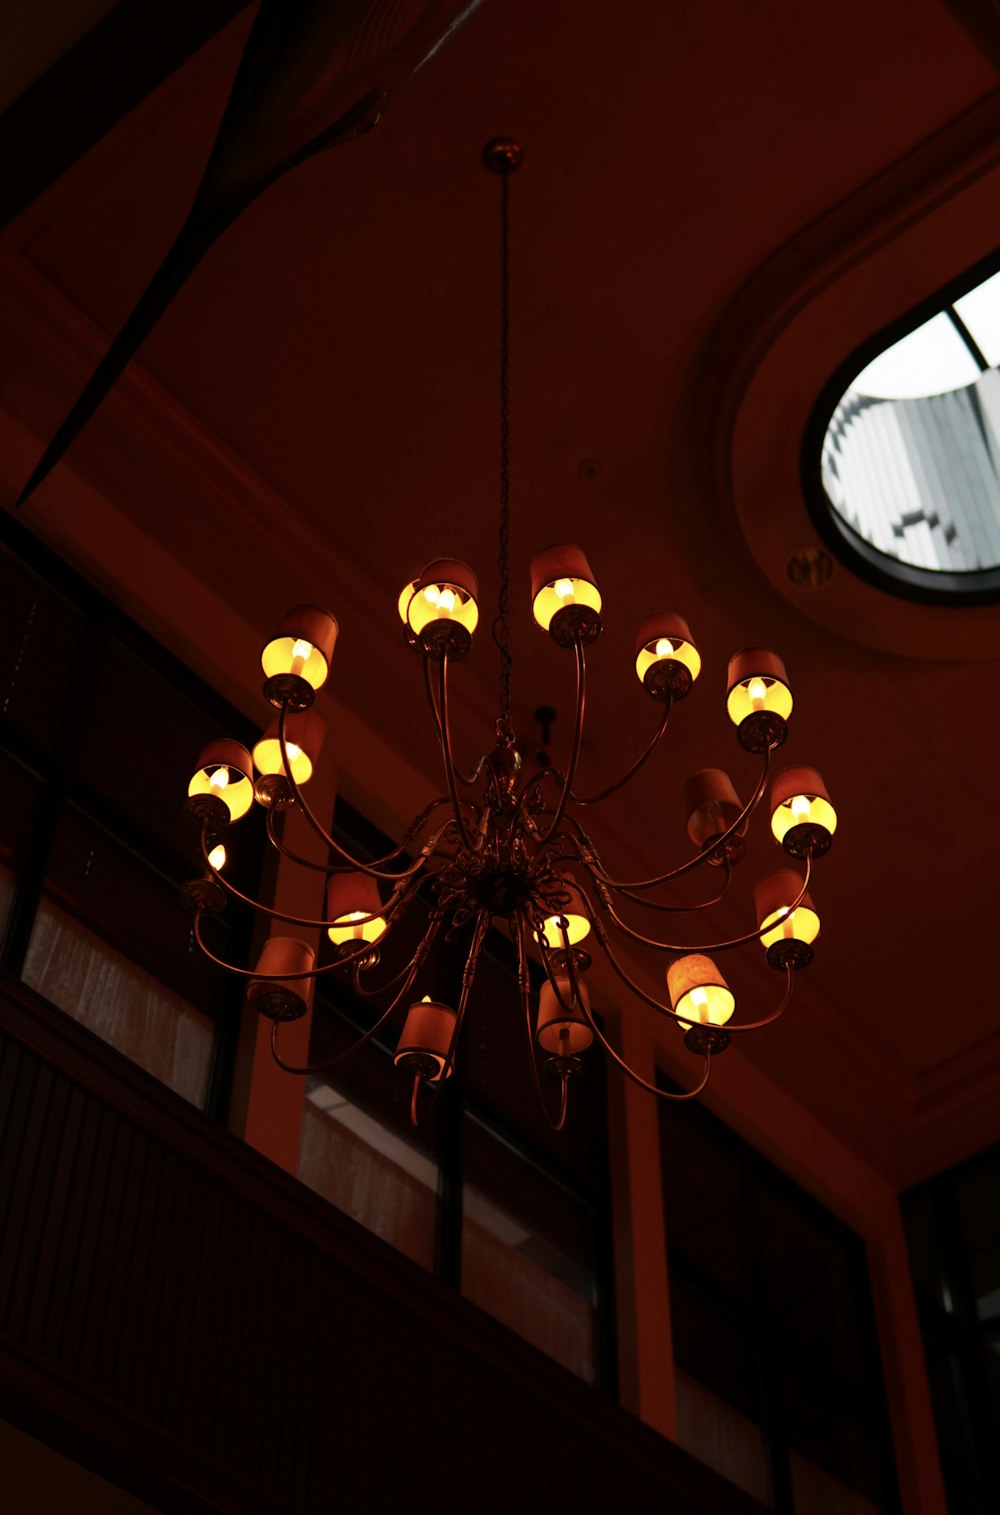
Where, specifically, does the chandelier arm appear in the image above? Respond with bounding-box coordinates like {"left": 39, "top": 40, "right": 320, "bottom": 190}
{"left": 610, "top": 858, "right": 735, "bottom": 913}
{"left": 537, "top": 640, "right": 587, "bottom": 842}
{"left": 409, "top": 909, "right": 490, "bottom": 1124}
{"left": 423, "top": 654, "right": 485, "bottom": 787}
{"left": 580, "top": 748, "right": 772, "bottom": 891}
{"left": 198, "top": 822, "right": 420, "bottom": 932}
{"left": 514, "top": 916, "right": 569, "bottom": 1133}
{"left": 350, "top": 908, "right": 445, "bottom": 998}
{"left": 276, "top": 703, "right": 453, "bottom": 881}
{"left": 265, "top": 805, "right": 457, "bottom": 876}
{"left": 437, "top": 653, "right": 478, "bottom": 850}
{"left": 722, "top": 964, "right": 796, "bottom": 1033}
{"left": 596, "top": 855, "right": 812, "bottom": 955}
{"left": 571, "top": 697, "right": 672, "bottom": 806}
{"left": 192, "top": 909, "right": 398, "bottom": 979}
{"left": 268, "top": 961, "right": 420, "bottom": 1075}
{"left": 570, "top": 976, "right": 713, "bottom": 1102}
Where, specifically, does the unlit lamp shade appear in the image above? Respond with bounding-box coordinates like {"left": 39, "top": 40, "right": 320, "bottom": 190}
{"left": 261, "top": 605, "right": 339, "bottom": 691}
{"left": 685, "top": 768, "right": 742, "bottom": 849}
{"left": 536, "top": 977, "right": 594, "bottom": 1056}
{"left": 326, "top": 871, "right": 387, "bottom": 946}
{"left": 252, "top": 709, "right": 326, "bottom": 785}
{"left": 634, "top": 613, "right": 701, "bottom": 698}
{"left": 246, "top": 936, "right": 316, "bottom": 1021}
{"left": 394, "top": 997, "right": 457, "bottom": 1080}
{"left": 667, "top": 953, "right": 735, "bottom": 1029}
{"left": 187, "top": 739, "right": 254, "bottom": 822}
{"left": 530, "top": 544, "right": 602, "bottom": 633}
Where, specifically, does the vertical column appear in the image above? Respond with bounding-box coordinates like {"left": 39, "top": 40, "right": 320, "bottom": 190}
{"left": 228, "top": 729, "right": 337, "bottom": 1175}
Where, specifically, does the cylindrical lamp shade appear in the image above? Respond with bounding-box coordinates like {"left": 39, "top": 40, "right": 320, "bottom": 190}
{"left": 252, "top": 709, "right": 326, "bottom": 785}
{"left": 261, "top": 605, "right": 338, "bottom": 691}
{"left": 535, "top": 885, "right": 591, "bottom": 948}
{"left": 394, "top": 997, "right": 457, "bottom": 1081}
{"left": 684, "top": 768, "right": 742, "bottom": 850}
{"left": 667, "top": 953, "right": 735, "bottom": 1029}
{"left": 530, "top": 544, "right": 602, "bottom": 645}
{"left": 770, "top": 766, "right": 837, "bottom": 859}
{"left": 536, "top": 978, "right": 594, "bottom": 1056}
{"left": 406, "top": 560, "right": 479, "bottom": 643}
{"left": 634, "top": 614, "right": 701, "bottom": 700}
{"left": 246, "top": 936, "right": 316, "bottom": 1021}
{"left": 726, "top": 649, "right": 792, "bottom": 751}
{"left": 326, "top": 871, "right": 387, "bottom": 947}
{"left": 187, "top": 739, "right": 254, "bottom": 822}
{"left": 755, "top": 870, "right": 820, "bottom": 969}
{"left": 397, "top": 565, "right": 424, "bottom": 628}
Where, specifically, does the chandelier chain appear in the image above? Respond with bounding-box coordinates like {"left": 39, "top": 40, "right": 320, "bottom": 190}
{"left": 493, "top": 168, "right": 513, "bottom": 734}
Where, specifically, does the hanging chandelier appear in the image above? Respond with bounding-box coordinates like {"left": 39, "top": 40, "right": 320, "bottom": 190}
{"left": 182, "top": 139, "right": 838, "bottom": 1128}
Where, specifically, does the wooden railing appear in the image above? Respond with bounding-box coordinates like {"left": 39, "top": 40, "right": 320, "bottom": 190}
{"left": 0, "top": 979, "right": 766, "bottom": 1514}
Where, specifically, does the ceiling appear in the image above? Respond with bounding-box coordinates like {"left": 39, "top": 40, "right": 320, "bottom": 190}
{"left": 1, "top": 0, "right": 999, "bottom": 1189}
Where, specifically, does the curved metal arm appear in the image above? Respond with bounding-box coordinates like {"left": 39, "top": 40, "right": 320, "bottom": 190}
{"left": 579, "top": 749, "right": 772, "bottom": 891}
{"left": 269, "top": 959, "right": 421, "bottom": 1075}
{"left": 437, "top": 653, "right": 479, "bottom": 850}
{"left": 193, "top": 910, "right": 388, "bottom": 979}
{"left": 424, "top": 654, "right": 486, "bottom": 788}
{"left": 537, "top": 639, "right": 586, "bottom": 842}
{"left": 593, "top": 857, "right": 734, "bottom": 914}
{"left": 571, "top": 696, "right": 672, "bottom": 806}
{"left": 587, "top": 857, "right": 812, "bottom": 955}
{"left": 265, "top": 799, "right": 456, "bottom": 875}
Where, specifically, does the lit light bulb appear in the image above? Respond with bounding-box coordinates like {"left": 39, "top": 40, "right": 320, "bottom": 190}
{"left": 285, "top": 743, "right": 303, "bottom": 765}
{"left": 421, "top": 994, "right": 431, "bottom": 1003}
{"left": 208, "top": 767, "right": 230, "bottom": 792}
{"left": 655, "top": 638, "right": 675, "bottom": 658}
{"left": 437, "top": 588, "right": 456, "bottom": 613}
{"left": 791, "top": 794, "right": 812, "bottom": 821}
{"left": 290, "top": 638, "right": 313, "bottom": 675}
{"left": 748, "top": 677, "right": 767, "bottom": 710}
{"left": 690, "top": 987, "right": 708, "bottom": 1007}
{"left": 554, "top": 578, "right": 575, "bottom": 600}
{"left": 207, "top": 844, "right": 226, "bottom": 870}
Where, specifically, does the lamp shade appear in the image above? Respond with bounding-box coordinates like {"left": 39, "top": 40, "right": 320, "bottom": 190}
{"left": 326, "top": 871, "right": 387, "bottom": 947}
{"left": 684, "top": 768, "right": 742, "bottom": 850}
{"left": 634, "top": 613, "right": 701, "bottom": 699}
{"left": 530, "top": 544, "right": 602, "bottom": 644}
{"left": 261, "top": 605, "right": 338, "bottom": 692}
{"left": 536, "top": 977, "right": 594, "bottom": 1056}
{"left": 396, "top": 565, "right": 424, "bottom": 627}
{"left": 535, "top": 885, "right": 591, "bottom": 948}
{"left": 667, "top": 953, "right": 735, "bottom": 1028}
{"left": 394, "top": 997, "right": 457, "bottom": 1080}
{"left": 754, "top": 869, "right": 820, "bottom": 969}
{"left": 252, "top": 709, "right": 327, "bottom": 785}
{"left": 246, "top": 936, "right": 315, "bottom": 1020}
{"left": 406, "top": 560, "right": 479, "bottom": 645}
{"left": 187, "top": 739, "right": 254, "bottom": 823}
{"left": 769, "top": 766, "right": 837, "bottom": 858}
{"left": 726, "top": 649, "right": 792, "bottom": 751}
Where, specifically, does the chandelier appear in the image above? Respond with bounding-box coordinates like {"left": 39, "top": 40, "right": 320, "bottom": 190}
{"left": 182, "top": 140, "right": 837, "bottom": 1128}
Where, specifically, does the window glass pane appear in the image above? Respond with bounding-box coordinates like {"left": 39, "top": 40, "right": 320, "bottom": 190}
{"left": 22, "top": 900, "right": 214, "bottom": 1106}
{"left": 659, "top": 1105, "right": 752, "bottom": 1299}
{"left": 954, "top": 270, "right": 1000, "bottom": 366}
{"left": 781, "top": 1367, "right": 886, "bottom": 1510}
{"left": 461, "top": 1113, "right": 597, "bottom": 1382}
{"left": 901, "top": 1188, "right": 952, "bottom": 1316}
{"left": 0, "top": 547, "right": 84, "bottom": 751}
{"left": 297, "top": 988, "right": 440, "bottom": 1270}
{"left": 955, "top": 1163, "right": 1000, "bottom": 1321}
{"left": 853, "top": 313, "right": 980, "bottom": 399}
{"left": 756, "top": 1180, "right": 868, "bottom": 1384}
{"left": 671, "top": 1282, "right": 771, "bottom": 1505}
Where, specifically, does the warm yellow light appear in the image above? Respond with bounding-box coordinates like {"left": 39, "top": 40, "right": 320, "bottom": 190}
{"left": 727, "top": 674, "right": 793, "bottom": 727}
{"left": 207, "top": 844, "right": 227, "bottom": 871}
{"left": 532, "top": 576, "right": 602, "bottom": 632}
{"left": 748, "top": 677, "right": 767, "bottom": 710}
{"left": 675, "top": 982, "right": 734, "bottom": 1028}
{"left": 289, "top": 638, "right": 314, "bottom": 676}
{"left": 188, "top": 762, "right": 253, "bottom": 821}
{"left": 770, "top": 792, "right": 838, "bottom": 845}
{"left": 327, "top": 909, "right": 388, "bottom": 947}
{"left": 261, "top": 637, "right": 330, "bottom": 691}
{"left": 407, "top": 580, "right": 478, "bottom": 638}
{"left": 535, "top": 911, "right": 591, "bottom": 948}
{"left": 656, "top": 638, "right": 673, "bottom": 657}
{"left": 252, "top": 736, "right": 314, "bottom": 784}
{"left": 397, "top": 579, "right": 419, "bottom": 623}
{"left": 759, "top": 903, "right": 820, "bottom": 950}
{"left": 635, "top": 634, "right": 702, "bottom": 687}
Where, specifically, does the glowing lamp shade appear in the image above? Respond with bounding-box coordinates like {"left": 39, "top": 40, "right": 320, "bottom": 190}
{"left": 667, "top": 953, "right": 735, "bottom": 1029}
{"left": 252, "top": 710, "right": 326, "bottom": 785}
{"left": 187, "top": 739, "right": 254, "bottom": 822}
{"left": 246, "top": 936, "right": 315, "bottom": 1021}
{"left": 326, "top": 871, "right": 387, "bottom": 947}
{"left": 396, "top": 566, "right": 424, "bottom": 626}
{"left": 261, "top": 605, "right": 338, "bottom": 691}
{"left": 770, "top": 767, "right": 837, "bottom": 858}
{"left": 755, "top": 870, "right": 820, "bottom": 947}
{"left": 530, "top": 545, "right": 602, "bottom": 639}
{"left": 536, "top": 977, "right": 594, "bottom": 1056}
{"left": 726, "top": 649, "right": 792, "bottom": 753}
{"left": 406, "top": 560, "right": 479, "bottom": 640}
{"left": 634, "top": 614, "right": 701, "bottom": 699}
{"left": 684, "top": 768, "right": 742, "bottom": 850}
{"left": 535, "top": 886, "right": 591, "bottom": 948}
{"left": 394, "top": 996, "right": 457, "bottom": 1081}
